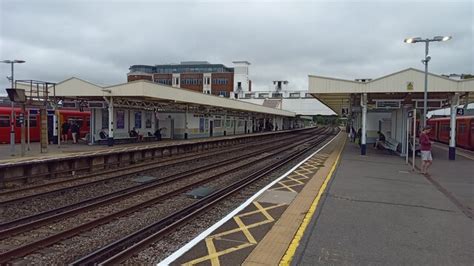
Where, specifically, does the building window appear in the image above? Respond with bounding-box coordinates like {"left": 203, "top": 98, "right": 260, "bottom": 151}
{"left": 272, "top": 93, "right": 282, "bottom": 98}
{"left": 237, "top": 82, "right": 242, "bottom": 89}
{"left": 101, "top": 109, "right": 108, "bottom": 129}
{"left": 145, "top": 112, "right": 152, "bottom": 128}
{"left": 305, "top": 93, "right": 313, "bottom": 98}
{"left": 207, "top": 77, "right": 210, "bottom": 84}
{"left": 290, "top": 92, "right": 300, "bottom": 98}
{"left": 175, "top": 77, "right": 179, "bottom": 85}
{"left": 244, "top": 93, "right": 253, "bottom": 99}
{"left": 135, "top": 111, "right": 142, "bottom": 128}
{"left": 258, "top": 93, "right": 269, "bottom": 98}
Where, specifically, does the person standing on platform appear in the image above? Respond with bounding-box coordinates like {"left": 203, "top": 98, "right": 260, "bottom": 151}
{"left": 61, "top": 121, "right": 70, "bottom": 143}
{"left": 71, "top": 122, "right": 80, "bottom": 144}
{"left": 419, "top": 126, "right": 433, "bottom": 175}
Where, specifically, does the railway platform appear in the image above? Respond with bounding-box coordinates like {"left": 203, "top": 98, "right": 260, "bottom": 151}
{"left": 289, "top": 142, "right": 473, "bottom": 265}
{"left": 0, "top": 128, "right": 308, "bottom": 188}
{"left": 161, "top": 135, "right": 473, "bottom": 265}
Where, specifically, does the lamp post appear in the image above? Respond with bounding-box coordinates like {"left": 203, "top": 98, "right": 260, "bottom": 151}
{"left": 1, "top": 59, "right": 26, "bottom": 156}
{"left": 404, "top": 36, "right": 451, "bottom": 127}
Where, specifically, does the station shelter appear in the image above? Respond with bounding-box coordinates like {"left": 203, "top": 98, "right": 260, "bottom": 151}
{"left": 308, "top": 68, "right": 474, "bottom": 160}
{"left": 52, "top": 77, "right": 297, "bottom": 146}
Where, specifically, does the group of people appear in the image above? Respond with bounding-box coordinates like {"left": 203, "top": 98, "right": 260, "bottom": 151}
{"left": 346, "top": 124, "right": 433, "bottom": 176}
{"left": 61, "top": 121, "right": 81, "bottom": 144}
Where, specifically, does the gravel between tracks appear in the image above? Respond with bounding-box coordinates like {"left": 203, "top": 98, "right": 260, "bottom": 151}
{"left": 0, "top": 138, "right": 290, "bottom": 223}
{"left": 0, "top": 129, "right": 332, "bottom": 264}
{"left": 125, "top": 136, "right": 333, "bottom": 264}
{"left": 0, "top": 152, "right": 274, "bottom": 255}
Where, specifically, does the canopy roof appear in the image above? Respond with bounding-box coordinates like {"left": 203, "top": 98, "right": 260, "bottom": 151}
{"left": 44, "top": 77, "right": 296, "bottom": 117}
{"left": 308, "top": 68, "right": 474, "bottom": 115}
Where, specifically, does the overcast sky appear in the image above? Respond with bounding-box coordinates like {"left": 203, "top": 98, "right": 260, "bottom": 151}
{"left": 0, "top": 0, "right": 472, "bottom": 93}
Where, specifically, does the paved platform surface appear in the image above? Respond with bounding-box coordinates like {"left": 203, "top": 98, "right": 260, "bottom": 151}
{"left": 0, "top": 129, "right": 296, "bottom": 164}
{"left": 292, "top": 142, "right": 474, "bottom": 265}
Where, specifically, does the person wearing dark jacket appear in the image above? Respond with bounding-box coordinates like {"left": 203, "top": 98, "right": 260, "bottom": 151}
{"left": 61, "top": 121, "right": 70, "bottom": 142}
{"left": 71, "top": 122, "right": 80, "bottom": 144}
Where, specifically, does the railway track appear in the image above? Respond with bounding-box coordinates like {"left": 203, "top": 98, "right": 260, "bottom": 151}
{"left": 0, "top": 128, "right": 324, "bottom": 237}
{"left": 0, "top": 127, "right": 337, "bottom": 264}
{"left": 73, "top": 128, "right": 338, "bottom": 265}
{"left": 0, "top": 130, "right": 305, "bottom": 203}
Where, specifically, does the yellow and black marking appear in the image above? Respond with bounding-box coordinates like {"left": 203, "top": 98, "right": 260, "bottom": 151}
{"left": 174, "top": 153, "right": 330, "bottom": 266}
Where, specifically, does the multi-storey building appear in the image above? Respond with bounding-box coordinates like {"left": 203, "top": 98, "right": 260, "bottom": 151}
{"left": 127, "top": 61, "right": 251, "bottom": 98}
{"left": 238, "top": 80, "right": 334, "bottom": 116}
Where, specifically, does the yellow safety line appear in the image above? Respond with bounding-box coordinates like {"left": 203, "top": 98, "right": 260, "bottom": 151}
{"left": 279, "top": 138, "right": 345, "bottom": 265}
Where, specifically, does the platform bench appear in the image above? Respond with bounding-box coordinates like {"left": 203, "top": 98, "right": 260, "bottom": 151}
{"left": 380, "top": 137, "right": 400, "bottom": 154}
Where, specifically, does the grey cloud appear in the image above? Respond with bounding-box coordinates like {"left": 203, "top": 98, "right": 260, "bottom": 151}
{"left": 0, "top": 0, "right": 472, "bottom": 94}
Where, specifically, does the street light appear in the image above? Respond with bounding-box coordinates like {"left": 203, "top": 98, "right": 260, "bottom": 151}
{"left": 404, "top": 36, "right": 451, "bottom": 127}
{"left": 1, "top": 59, "right": 26, "bottom": 156}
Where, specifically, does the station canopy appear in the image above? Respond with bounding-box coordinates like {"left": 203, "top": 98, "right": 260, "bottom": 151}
{"left": 37, "top": 77, "right": 296, "bottom": 117}
{"left": 308, "top": 68, "right": 474, "bottom": 115}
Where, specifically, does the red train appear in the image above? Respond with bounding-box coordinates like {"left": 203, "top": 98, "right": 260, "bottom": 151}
{"left": 427, "top": 116, "right": 474, "bottom": 150}
{"left": 0, "top": 107, "right": 90, "bottom": 144}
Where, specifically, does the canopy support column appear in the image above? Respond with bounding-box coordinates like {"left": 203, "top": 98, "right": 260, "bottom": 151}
{"left": 107, "top": 97, "right": 114, "bottom": 146}
{"left": 361, "top": 93, "right": 367, "bottom": 155}
{"left": 449, "top": 93, "right": 459, "bottom": 160}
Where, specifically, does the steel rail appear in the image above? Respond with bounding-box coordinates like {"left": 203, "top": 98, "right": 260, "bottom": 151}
{"left": 0, "top": 129, "right": 325, "bottom": 237}
{"left": 0, "top": 129, "right": 333, "bottom": 263}
{"left": 0, "top": 130, "right": 321, "bottom": 235}
{"left": 75, "top": 128, "right": 339, "bottom": 265}
{"left": 0, "top": 130, "right": 303, "bottom": 203}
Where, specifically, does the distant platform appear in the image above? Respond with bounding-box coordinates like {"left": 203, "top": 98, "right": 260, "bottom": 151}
{"left": 0, "top": 129, "right": 305, "bottom": 164}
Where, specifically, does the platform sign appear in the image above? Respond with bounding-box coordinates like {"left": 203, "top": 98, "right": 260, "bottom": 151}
{"left": 456, "top": 108, "right": 464, "bottom": 116}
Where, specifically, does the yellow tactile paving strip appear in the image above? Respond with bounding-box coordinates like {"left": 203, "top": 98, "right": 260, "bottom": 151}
{"left": 244, "top": 133, "right": 345, "bottom": 266}
{"left": 173, "top": 134, "right": 344, "bottom": 266}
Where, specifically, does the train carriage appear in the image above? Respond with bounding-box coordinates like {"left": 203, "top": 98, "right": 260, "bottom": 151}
{"left": 427, "top": 116, "right": 474, "bottom": 150}
{"left": 0, "top": 107, "right": 90, "bottom": 144}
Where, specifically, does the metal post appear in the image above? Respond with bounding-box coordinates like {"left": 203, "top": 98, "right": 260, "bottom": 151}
{"left": 449, "top": 93, "right": 459, "bottom": 160}
{"left": 406, "top": 117, "right": 410, "bottom": 164}
{"left": 10, "top": 62, "right": 15, "bottom": 156}
{"left": 184, "top": 105, "right": 188, "bottom": 139}
{"left": 423, "top": 41, "right": 429, "bottom": 127}
{"left": 20, "top": 104, "right": 26, "bottom": 156}
{"left": 90, "top": 108, "right": 95, "bottom": 145}
{"left": 27, "top": 109, "right": 31, "bottom": 151}
{"left": 360, "top": 93, "right": 367, "bottom": 155}
{"left": 107, "top": 97, "right": 114, "bottom": 146}
{"left": 412, "top": 109, "right": 416, "bottom": 171}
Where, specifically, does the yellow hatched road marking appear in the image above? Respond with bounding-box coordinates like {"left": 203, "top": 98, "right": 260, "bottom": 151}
{"left": 183, "top": 202, "right": 285, "bottom": 265}
{"left": 181, "top": 150, "right": 332, "bottom": 265}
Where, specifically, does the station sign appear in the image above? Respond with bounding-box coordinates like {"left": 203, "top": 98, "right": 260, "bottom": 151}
{"left": 375, "top": 100, "right": 401, "bottom": 109}
{"left": 456, "top": 108, "right": 464, "bottom": 116}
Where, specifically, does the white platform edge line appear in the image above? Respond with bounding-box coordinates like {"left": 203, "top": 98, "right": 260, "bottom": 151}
{"left": 158, "top": 131, "right": 341, "bottom": 266}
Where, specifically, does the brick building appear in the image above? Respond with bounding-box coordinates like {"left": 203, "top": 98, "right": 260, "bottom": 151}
{"left": 127, "top": 61, "right": 251, "bottom": 98}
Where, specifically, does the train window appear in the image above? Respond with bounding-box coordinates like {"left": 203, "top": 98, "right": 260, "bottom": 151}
{"left": 0, "top": 115, "right": 10, "bottom": 127}
{"left": 458, "top": 124, "right": 466, "bottom": 134}
{"left": 441, "top": 124, "right": 450, "bottom": 131}
{"left": 29, "top": 116, "right": 38, "bottom": 127}
{"left": 68, "top": 117, "right": 83, "bottom": 127}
